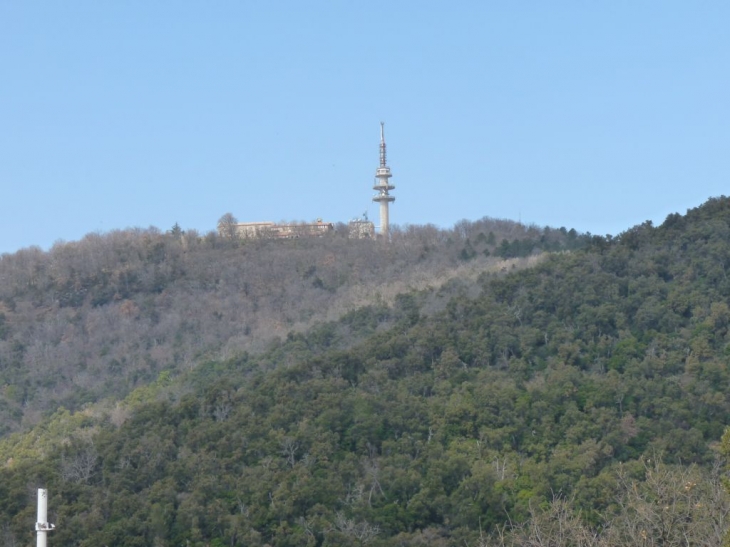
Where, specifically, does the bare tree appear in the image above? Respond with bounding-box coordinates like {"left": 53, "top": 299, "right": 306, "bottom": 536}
{"left": 480, "top": 460, "right": 730, "bottom": 547}
{"left": 479, "top": 497, "right": 600, "bottom": 547}
{"left": 60, "top": 440, "right": 99, "bottom": 484}
{"left": 217, "top": 213, "right": 239, "bottom": 240}
{"left": 280, "top": 437, "right": 299, "bottom": 467}
{"left": 604, "top": 460, "right": 730, "bottom": 547}
{"left": 331, "top": 512, "right": 380, "bottom": 545}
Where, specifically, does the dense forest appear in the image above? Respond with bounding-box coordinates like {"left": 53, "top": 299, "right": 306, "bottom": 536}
{"left": 0, "top": 217, "right": 582, "bottom": 436}
{"left": 3, "top": 199, "right": 730, "bottom": 546}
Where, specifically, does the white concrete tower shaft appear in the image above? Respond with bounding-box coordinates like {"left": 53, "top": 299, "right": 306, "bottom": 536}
{"left": 36, "top": 489, "right": 55, "bottom": 547}
{"left": 372, "top": 122, "right": 395, "bottom": 238}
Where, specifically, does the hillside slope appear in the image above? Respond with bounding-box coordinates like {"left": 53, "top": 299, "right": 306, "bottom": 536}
{"left": 0, "top": 218, "right": 578, "bottom": 436}
{"left": 5, "top": 199, "right": 730, "bottom": 545}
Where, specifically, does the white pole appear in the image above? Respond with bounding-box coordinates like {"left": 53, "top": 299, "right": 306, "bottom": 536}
{"left": 36, "top": 488, "right": 55, "bottom": 547}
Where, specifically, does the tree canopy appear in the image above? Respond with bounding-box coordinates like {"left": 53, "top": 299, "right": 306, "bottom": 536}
{"left": 3, "top": 200, "right": 730, "bottom": 545}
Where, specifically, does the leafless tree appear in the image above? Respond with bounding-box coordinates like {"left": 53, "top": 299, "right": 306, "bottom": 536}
{"left": 332, "top": 512, "right": 380, "bottom": 545}
{"left": 280, "top": 437, "right": 299, "bottom": 467}
{"left": 603, "top": 459, "right": 730, "bottom": 547}
{"left": 60, "top": 440, "right": 98, "bottom": 484}
{"left": 480, "top": 460, "right": 730, "bottom": 547}
{"left": 217, "top": 213, "right": 239, "bottom": 239}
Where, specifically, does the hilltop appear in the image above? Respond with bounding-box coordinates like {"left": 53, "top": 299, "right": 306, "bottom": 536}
{"left": 0, "top": 218, "right": 580, "bottom": 436}
{"left": 3, "top": 199, "right": 730, "bottom": 545}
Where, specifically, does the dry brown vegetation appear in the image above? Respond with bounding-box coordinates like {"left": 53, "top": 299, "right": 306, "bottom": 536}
{"left": 0, "top": 218, "right": 579, "bottom": 435}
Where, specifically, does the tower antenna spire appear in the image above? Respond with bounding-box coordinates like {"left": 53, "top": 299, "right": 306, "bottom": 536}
{"left": 372, "top": 122, "right": 395, "bottom": 238}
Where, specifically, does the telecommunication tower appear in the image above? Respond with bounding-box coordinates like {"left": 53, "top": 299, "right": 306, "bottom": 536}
{"left": 372, "top": 122, "right": 395, "bottom": 238}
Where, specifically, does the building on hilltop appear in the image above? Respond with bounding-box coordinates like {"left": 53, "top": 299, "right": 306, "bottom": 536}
{"left": 219, "top": 122, "right": 392, "bottom": 241}
{"left": 348, "top": 217, "right": 375, "bottom": 239}
{"left": 219, "top": 217, "right": 376, "bottom": 240}
{"left": 228, "top": 219, "right": 334, "bottom": 239}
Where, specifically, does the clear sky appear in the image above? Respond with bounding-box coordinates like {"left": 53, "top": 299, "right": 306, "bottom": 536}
{"left": 2, "top": 2, "right": 729, "bottom": 254}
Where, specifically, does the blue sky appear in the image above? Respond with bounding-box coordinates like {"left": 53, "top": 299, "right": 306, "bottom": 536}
{"left": 1, "top": 2, "right": 729, "bottom": 254}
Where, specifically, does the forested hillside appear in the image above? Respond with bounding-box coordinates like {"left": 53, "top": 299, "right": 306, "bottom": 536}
{"left": 3, "top": 199, "right": 730, "bottom": 546}
{"left": 0, "top": 218, "right": 580, "bottom": 437}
